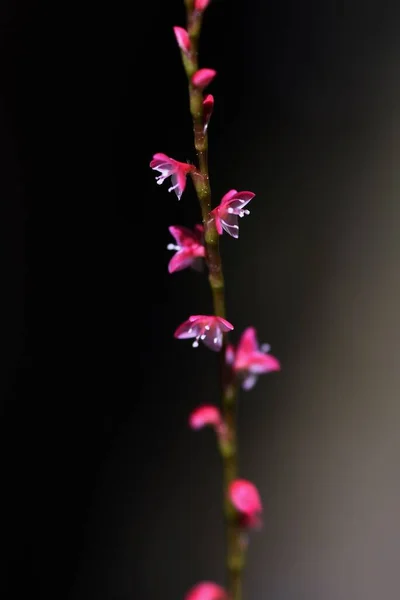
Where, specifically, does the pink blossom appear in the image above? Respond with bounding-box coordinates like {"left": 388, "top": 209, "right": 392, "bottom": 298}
{"left": 174, "top": 315, "right": 234, "bottom": 351}
{"left": 229, "top": 479, "right": 262, "bottom": 529}
{"left": 185, "top": 581, "right": 228, "bottom": 600}
{"left": 167, "top": 225, "right": 205, "bottom": 273}
{"left": 150, "top": 153, "right": 195, "bottom": 200}
{"left": 203, "top": 94, "right": 214, "bottom": 132}
{"left": 209, "top": 190, "right": 255, "bottom": 238}
{"left": 227, "top": 327, "right": 280, "bottom": 390}
{"left": 173, "top": 26, "right": 191, "bottom": 54}
{"left": 195, "top": 0, "right": 211, "bottom": 12}
{"left": 192, "top": 68, "right": 217, "bottom": 90}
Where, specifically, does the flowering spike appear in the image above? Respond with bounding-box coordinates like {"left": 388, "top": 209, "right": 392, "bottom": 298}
{"left": 150, "top": 153, "right": 195, "bottom": 200}
{"left": 209, "top": 190, "right": 255, "bottom": 238}
{"left": 185, "top": 581, "right": 228, "bottom": 600}
{"left": 229, "top": 479, "right": 262, "bottom": 529}
{"left": 174, "top": 315, "right": 234, "bottom": 352}
{"left": 167, "top": 225, "right": 205, "bottom": 273}
{"left": 173, "top": 26, "right": 191, "bottom": 54}
{"left": 203, "top": 94, "right": 214, "bottom": 132}
{"left": 228, "top": 327, "right": 280, "bottom": 390}
{"left": 192, "top": 68, "right": 217, "bottom": 90}
{"left": 195, "top": 0, "right": 211, "bottom": 12}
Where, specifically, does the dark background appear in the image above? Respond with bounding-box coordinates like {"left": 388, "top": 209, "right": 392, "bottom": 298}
{"left": 4, "top": 1, "right": 400, "bottom": 599}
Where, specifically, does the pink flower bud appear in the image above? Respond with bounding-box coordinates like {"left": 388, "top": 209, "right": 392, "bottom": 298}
{"left": 189, "top": 405, "right": 222, "bottom": 430}
{"left": 203, "top": 94, "right": 214, "bottom": 132}
{"left": 192, "top": 68, "right": 217, "bottom": 90}
{"left": 173, "top": 26, "right": 191, "bottom": 54}
{"left": 229, "top": 479, "right": 262, "bottom": 529}
{"left": 185, "top": 581, "right": 228, "bottom": 600}
{"left": 195, "top": 0, "right": 211, "bottom": 11}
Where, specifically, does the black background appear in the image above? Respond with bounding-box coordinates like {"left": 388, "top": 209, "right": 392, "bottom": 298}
{"left": 4, "top": 1, "right": 400, "bottom": 599}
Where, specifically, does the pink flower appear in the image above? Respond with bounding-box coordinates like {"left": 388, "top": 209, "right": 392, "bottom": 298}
{"left": 173, "top": 26, "right": 191, "bottom": 54}
{"left": 150, "top": 153, "right": 195, "bottom": 200}
{"left": 195, "top": 0, "right": 211, "bottom": 12}
{"left": 229, "top": 479, "right": 262, "bottom": 529}
{"left": 209, "top": 190, "right": 255, "bottom": 238}
{"left": 203, "top": 94, "right": 214, "bottom": 132}
{"left": 192, "top": 68, "right": 217, "bottom": 90}
{"left": 167, "top": 225, "right": 205, "bottom": 273}
{"left": 174, "top": 315, "right": 234, "bottom": 351}
{"left": 226, "top": 327, "right": 280, "bottom": 390}
{"left": 185, "top": 582, "right": 228, "bottom": 600}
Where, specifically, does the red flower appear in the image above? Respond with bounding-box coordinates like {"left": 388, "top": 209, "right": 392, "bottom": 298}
{"left": 174, "top": 315, "right": 234, "bottom": 351}
{"left": 185, "top": 581, "right": 228, "bottom": 600}
{"left": 167, "top": 225, "right": 205, "bottom": 274}
{"left": 192, "top": 68, "right": 217, "bottom": 90}
{"left": 226, "top": 327, "right": 280, "bottom": 390}
{"left": 229, "top": 479, "right": 262, "bottom": 529}
{"left": 209, "top": 190, "right": 255, "bottom": 238}
{"left": 173, "top": 26, "right": 191, "bottom": 54}
{"left": 150, "top": 153, "right": 195, "bottom": 200}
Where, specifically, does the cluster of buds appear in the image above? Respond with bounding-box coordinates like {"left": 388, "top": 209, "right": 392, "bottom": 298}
{"left": 149, "top": 1, "right": 280, "bottom": 597}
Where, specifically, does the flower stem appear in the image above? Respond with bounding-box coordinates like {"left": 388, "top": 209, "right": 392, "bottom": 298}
{"left": 180, "top": 6, "right": 246, "bottom": 599}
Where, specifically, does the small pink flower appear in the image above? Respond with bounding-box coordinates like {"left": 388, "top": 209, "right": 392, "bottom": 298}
{"left": 174, "top": 315, "right": 234, "bottom": 351}
{"left": 195, "top": 0, "right": 211, "bottom": 12}
{"left": 185, "top": 581, "right": 228, "bottom": 600}
{"left": 209, "top": 190, "right": 255, "bottom": 238}
{"left": 203, "top": 94, "right": 214, "bottom": 132}
{"left": 150, "top": 153, "right": 195, "bottom": 200}
{"left": 229, "top": 479, "right": 262, "bottom": 529}
{"left": 192, "top": 68, "right": 217, "bottom": 90}
{"left": 227, "top": 327, "right": 280, "bottom": 390}
{"left": 173, "top": 26, "right": 191, "bottom": 54}
{"left": 167, "top": 225, "right": 205, "bottom": 273}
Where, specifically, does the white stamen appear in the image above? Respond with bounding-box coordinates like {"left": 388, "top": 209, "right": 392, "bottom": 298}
{"left": 168, "top": 182, "right": 179, "bottom": 193}
{"left": 261, "top": 343, "right": 271, "bottom": 353}
{"left": 200, "top": 334, "right": 206, "bottom": 340}
{"left": 192, "top": 339, "right": 199, "bottom": 348}
{"left": 213, "top": 337, "right": 218, "bottom": 344}
{"left": 188, "top": 328, "right": 192, "bottom": 333}
{"left": 205, "top": 325, "right": 210, "bottom": 331}
{"left": 167, "top": 243, "right": 180, "bottom": 251}
{"left": 227, "top": 207, "right": 234, "bottom": 214}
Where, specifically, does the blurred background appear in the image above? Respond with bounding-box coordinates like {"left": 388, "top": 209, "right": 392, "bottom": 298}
{"left": 4, "top": 0, "right": 400, "bottom": 598}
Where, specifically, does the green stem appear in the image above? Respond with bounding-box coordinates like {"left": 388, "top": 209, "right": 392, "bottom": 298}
{"left": 180, "top": 6, "right": 246, "bottom": 599}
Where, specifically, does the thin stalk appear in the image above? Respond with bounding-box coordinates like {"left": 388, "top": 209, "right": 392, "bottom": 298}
{"left": 178, "top": 5, "right": 246, "bottom": 599}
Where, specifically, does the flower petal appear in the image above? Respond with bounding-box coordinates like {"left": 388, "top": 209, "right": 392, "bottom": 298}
{"left": 174, "top": 319, "right": 202, "bottom": 339}
{"left": 168, "top": 249, "right": 196, "bottom": 273}
{"left": 236, "top": 327, "right": 258, "bottom": 357}
{"left": 247, "top": 351, "right": 281, "bottom": 374}
{"left": 220, "top": 189, "right": 238, "bottom": 205}
{"left": 227, "top": 191, "right": 255, "bottom": 209}
{"left": 221, "top": 212, "right": 239, "bottom": 238}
